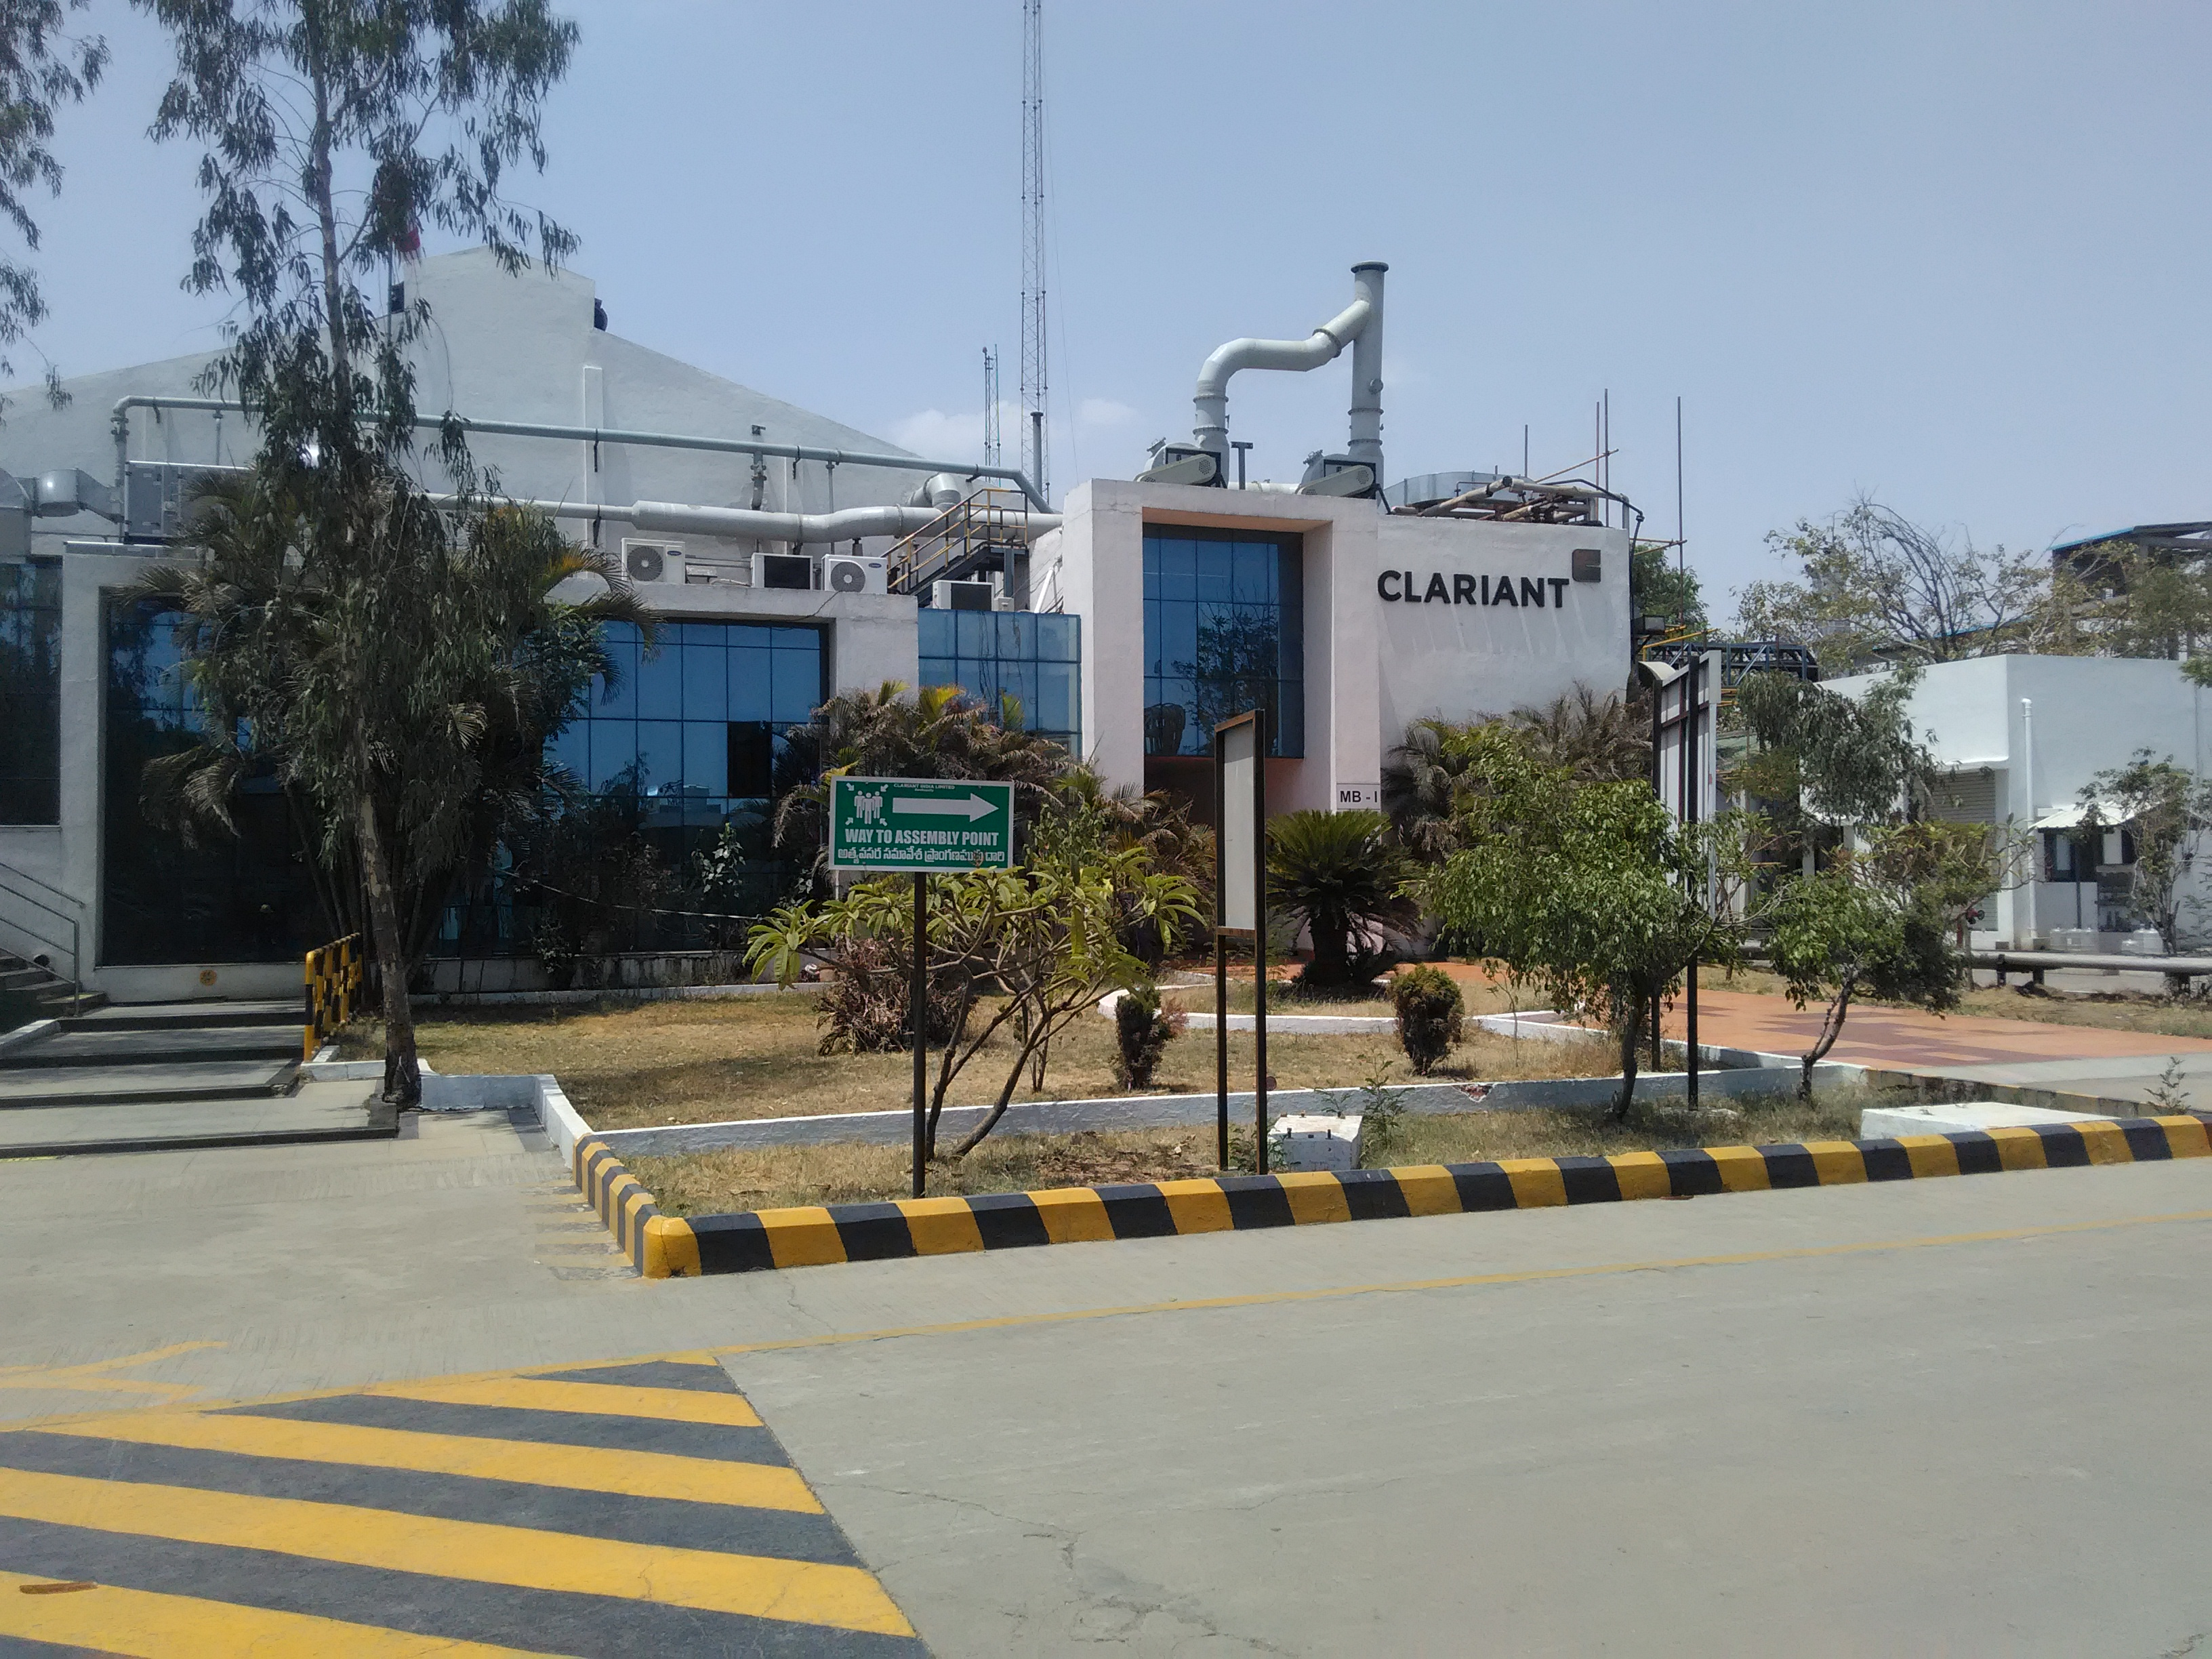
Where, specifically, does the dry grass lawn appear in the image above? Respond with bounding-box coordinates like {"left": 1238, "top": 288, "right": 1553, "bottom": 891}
{"left": 1163, "top": 972, "right": 1549, "bottom": 1019}
{"left": 337, "top": 991, "right": 1619, "bottom": 1132}
{"left": 1717, "top": 966, "right": 2212, "bottom": 1042}
{"left": 629, "top": 1090, "right": 1867, "bottom": 1215}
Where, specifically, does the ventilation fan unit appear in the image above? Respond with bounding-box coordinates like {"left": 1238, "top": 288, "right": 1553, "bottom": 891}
{"left": 753, "top": 552, "right": 815, "bottom": 591}
{"left": 622, "top": 538, "right": 687, "bottom": 585}
{"left": 823, "top": 554, "right": 888, "bottom": 596}
{"left": 930, "top": 579, "right": 998, "bottom": 612}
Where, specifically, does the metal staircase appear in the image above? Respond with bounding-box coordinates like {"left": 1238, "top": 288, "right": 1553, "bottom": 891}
{"left": 886, "top": 488, "right": 1039, "bottom": 597}
{"left": 0, "top": 859, "right": 96, "bottom": 1023}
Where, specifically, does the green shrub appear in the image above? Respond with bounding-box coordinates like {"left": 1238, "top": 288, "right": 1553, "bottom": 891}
{"left": 1112, "top": 981, "right": 1185, "bottom": 1088}
{"left": 1391, "top": 965, "right": 1464, "bottom": 1075}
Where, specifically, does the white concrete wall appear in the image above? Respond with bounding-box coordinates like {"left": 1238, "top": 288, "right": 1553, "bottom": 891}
{"left": 1374, "top": 516, "right": 1633, "bottom": 741}
{"left": 0, "top": 249, "right": 939, "bottom": 995}
{"left": 1828, "top": 655, "right": 2212, "bottom": 947}
{"left": 1043, "top": 478, "right": 1631, "bottom": 810}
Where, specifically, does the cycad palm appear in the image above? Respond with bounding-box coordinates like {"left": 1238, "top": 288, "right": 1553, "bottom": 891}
{"left": 1265, "top": 808, "right": 1416, "bottom": 989}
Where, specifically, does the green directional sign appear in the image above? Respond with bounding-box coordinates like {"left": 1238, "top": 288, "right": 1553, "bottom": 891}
{"left": 827, "top": 775, "right": 1017, "bottom": 872}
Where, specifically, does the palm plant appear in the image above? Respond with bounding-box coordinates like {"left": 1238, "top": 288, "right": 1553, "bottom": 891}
{"left": 136, "top": 468, "right": 646, "bottom": 1103}
{"left": 1383, "top": 716, "right": 1475, "bottom": 859}
{"left": 1508, "top": 684, "right": 1650, "bottom": 783}
{"left": 1265, "top": 808, "right": 1416, "bottom": 991}
{"left": 773, "top": 682, "right": 1079, "bottom": 888}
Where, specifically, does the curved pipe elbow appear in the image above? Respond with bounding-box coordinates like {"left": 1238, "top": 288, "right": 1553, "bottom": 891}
{"left": 1191, "top": 297, "right": 1374, "bottom": 455}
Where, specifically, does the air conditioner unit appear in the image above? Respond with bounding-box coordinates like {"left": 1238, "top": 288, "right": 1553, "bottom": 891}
{"left": 930, "top": 578, "right": 997, "bottom": 612}
{"left": 753, "top": 551, "right": 815, "bottom": 591}
{"left": 622, "top": 538, "right": 687, "bottom": 585}
{"left": 822, "top": 553, "right": 888, "bottom": 596}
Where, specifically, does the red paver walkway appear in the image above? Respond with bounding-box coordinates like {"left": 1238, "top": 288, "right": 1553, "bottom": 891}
{"left": 1414, "top": 963, "right": 2212, "bottom": 1070}
{"left": 1646, "top": 988, "right": 2212, "bottom": 1069}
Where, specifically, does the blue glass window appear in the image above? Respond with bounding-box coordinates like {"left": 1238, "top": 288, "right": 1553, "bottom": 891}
{"left": 100, "top": 598, "right": 317, "bottom": 964}
{"left": 916, "top": 609, "right": 1082, "bottom": 755}
{"left": 554, "top": 619, "right": 826, "bottom": 819}
{"left": 0, "top": 560, "right": 61, "bottom": 823}
{"left": 1141, "top": 529, "right": 1303, "bottom": 757}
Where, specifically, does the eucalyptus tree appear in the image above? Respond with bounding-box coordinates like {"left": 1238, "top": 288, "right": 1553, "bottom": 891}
{"left": 138, "top": 474, "right": 641, "bottom": 1103}
{"left": 0, "top": 0, "right": 106, "bottom": 409}
{"left": 131, "top": 0, "right": 583, "bottom": 1101}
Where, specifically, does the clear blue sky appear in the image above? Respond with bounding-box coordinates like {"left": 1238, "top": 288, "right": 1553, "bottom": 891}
{"left": 18, "top": 1, "right": 2211, "bottom": 612}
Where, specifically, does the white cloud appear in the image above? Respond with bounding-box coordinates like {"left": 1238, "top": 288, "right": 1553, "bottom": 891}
{"left": 888, "top": 407, "right": 983, "bottom": 459}
{"left": 1077, "top": 396, "right": 1139, "bottom": 428}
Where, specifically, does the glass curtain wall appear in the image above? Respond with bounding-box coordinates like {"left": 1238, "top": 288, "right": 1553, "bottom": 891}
{"left": 0, "top": 559, "right": 60, "bottom": 823}
{"left": 1142, "top": 527, "right": 1304, "bottom": 758}
{"left": 917, "top": 609, "right": 1080, "bottom": 754}
{"left": 443, "top": 620, "right": 829, "bottom": 956}
{"left": 102, "top": 598, "right": 320, "bottom": 963}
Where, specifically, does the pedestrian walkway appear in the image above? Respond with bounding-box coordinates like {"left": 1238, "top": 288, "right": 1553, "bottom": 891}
{"left": 1647, "top": 987, "right": 2212, "bottom": 1071}
{"left": 0, "top": 1354, "right": 924, "bottom": 1656}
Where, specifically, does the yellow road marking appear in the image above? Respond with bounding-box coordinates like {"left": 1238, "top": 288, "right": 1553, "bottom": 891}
{"left": 0, "top": 1566, "right": 549, "bottom": 1657}
{"left": 0, "top": 1467, "right": 915, "bottom": 1637}
{"left": 360, "top": 1375, "right": 762, "bottom": 1427}
{"left": 701, "top": 1206, "right": 2212, "bottom": 1361}
{"left": 35, "top": 1409, "right": 823, "bottom": 1513}
{"left": 0, "top": 1343, "right": 224, "bottom": 1401}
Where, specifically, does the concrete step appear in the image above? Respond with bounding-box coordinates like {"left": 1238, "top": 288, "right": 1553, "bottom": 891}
{"left": 57, "top": 1000, "right": 302, "bottom": 1033}
{"left": 0, "top": 1082, "right": 396, "bottom": 1158}
{"left": 0, "top": 1057, "right": 298, "bottom": 1109}
{"left": 0, "top": 1025, "right": 304, "bottom": 1071}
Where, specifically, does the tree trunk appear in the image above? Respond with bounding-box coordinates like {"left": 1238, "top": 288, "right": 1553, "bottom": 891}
{"left": 356, "top": 791, "right": 420, "bottom": 1105}
{"left": 1613, "top": 991, "right": 1641, "bottom": 1120}
{"left": 1801, "top": 977, "right": 1856, "bottom": 1100}
{"left": 1309, "top": 918, "right": 1349, "bottom": 987}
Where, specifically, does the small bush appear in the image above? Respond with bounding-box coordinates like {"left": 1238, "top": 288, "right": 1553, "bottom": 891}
{"left": 1391, "top": 965, "right": 1464, "bottom": 1076}
{"left": 1111, "top": 981, "right": 1186, "bottom": 1088}
{"left": 817, "top": 937, "right": 965, "bottom": 1055}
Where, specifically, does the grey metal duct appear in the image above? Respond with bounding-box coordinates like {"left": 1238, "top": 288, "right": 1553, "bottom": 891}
{"left": 1191, "top": 262, "right": 1386, "bottom": 478}
{"left": 460, "top": 495, "right": 1062, "bottom": 545}
{"left": 109, "top": 396, "right": 1050, "bottom": 511}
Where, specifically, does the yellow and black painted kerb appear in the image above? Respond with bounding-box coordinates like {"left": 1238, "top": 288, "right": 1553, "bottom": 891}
{"left": 301, "top": 932, "right": 364, "bottom": 1062}
{"left": 577, "top": 1114, "right": 2212, "bottom": 1279}
{"left": 0, "top": 1355, "right": 926, "bottom": 1654}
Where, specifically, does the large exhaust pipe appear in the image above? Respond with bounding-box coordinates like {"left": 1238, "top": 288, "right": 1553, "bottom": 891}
{"left": 1191, "top": 261, "right": 1386, "bottom": 481}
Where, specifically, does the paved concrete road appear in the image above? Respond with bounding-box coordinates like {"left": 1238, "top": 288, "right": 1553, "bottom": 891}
{"left": 3, "top": 1119, "right": 2209, "bottom": 1654}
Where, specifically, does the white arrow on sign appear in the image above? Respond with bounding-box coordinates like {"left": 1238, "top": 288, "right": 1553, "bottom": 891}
{"left": 891, "top": 793, "right": 998, "bottom": 822}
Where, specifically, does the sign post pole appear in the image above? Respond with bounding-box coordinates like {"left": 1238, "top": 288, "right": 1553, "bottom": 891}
{"left": 1252, "top": 707, "right": 1269, "bottom": 1175}
{"left": 1213, "top": 709, "right": 1266, "bottom": 1172}
{"left": 822, "top": 774, "right": 1019, "bottom": 1200}
{"left": 912, "top": 869, "right": 927, "bottom": 1199}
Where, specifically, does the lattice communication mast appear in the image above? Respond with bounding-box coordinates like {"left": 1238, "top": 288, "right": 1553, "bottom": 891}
{"left": 1019, "top": 0, "right": 1048, "bottom": 504}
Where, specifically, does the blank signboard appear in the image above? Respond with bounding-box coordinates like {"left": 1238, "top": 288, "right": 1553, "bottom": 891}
{"left": 1219, "top": 717, "right": 1258, "bottom": 933}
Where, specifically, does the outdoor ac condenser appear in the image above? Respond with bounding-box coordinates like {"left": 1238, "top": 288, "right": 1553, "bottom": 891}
{"left": 753, "top": 552, "right": 815, "bottom": 590}
{"left": 621, "top": 538, "right": 687, "bottom": 585}
{"left": 822, "top": 554, "right": 888, "bottom": 596}
{"left": 930, "top": 579, "right": 996, "bottom": 611}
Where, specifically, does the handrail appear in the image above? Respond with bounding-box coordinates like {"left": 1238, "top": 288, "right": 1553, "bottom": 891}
{"left": 0, "top": 862, "right": 82, "bottom": 1015}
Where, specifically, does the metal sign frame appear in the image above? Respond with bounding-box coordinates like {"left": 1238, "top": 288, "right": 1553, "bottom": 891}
{"left": 1647, "top": 652, "right": 1719, "bottom": 1105}
{"left": 827, "top": 775, "right": 1017, "bottom": 874}
{"left": 1213, "top": 709, "right": 1269, "bottom": 1173}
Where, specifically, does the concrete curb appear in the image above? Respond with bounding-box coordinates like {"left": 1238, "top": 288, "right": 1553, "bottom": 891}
{"left": 575, "top": 1113, "right": 2212, "bottom": 1279}
{"left": 413, "top": 982, "right": 818, "bottom": 1009}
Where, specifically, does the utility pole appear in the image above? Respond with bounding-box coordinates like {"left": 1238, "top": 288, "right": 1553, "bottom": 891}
{"left": 981, "top": 346, "right": 1001, "bottom": 471}
{"left": 1020, "top": 0, "right": 1049, "bottom": 504}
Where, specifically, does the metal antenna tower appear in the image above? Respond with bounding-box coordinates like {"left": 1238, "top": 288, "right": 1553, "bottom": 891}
{"left": 981, "top": 346, "right": 1001, "bottom": 470}
{"left": 1019, "top": 0, "right": 1048, "bottom": 503}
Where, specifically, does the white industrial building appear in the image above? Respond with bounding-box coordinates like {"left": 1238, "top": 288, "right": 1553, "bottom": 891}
{"left": 0, "top": 253, "right": 1632, "bottom": 1001}
{"left": 1828, "top": 655, "right": 2211, "bottom": 950}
